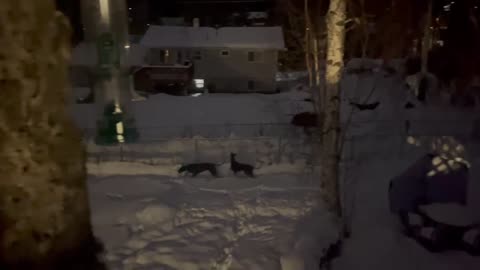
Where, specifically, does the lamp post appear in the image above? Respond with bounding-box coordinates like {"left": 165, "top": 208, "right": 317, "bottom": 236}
{"left": 81, "top": 0, "right": 138, "bottom": 145}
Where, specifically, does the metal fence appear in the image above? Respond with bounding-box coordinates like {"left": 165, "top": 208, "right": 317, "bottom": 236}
{"left": 81, "top": 123, "right": 300, "bottom": 142}
{"left": 84, "top": 119, "right": 480, "bottom": 166}
{"left": 86, "top": 136, "right": 315, "bottom": 167}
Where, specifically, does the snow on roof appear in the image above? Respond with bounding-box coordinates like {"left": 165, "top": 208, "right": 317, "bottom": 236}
{"left": 70, "top": 42, "right": 148, "bottom": 67}
{"left": 247, "top": 12, "right": 268, "bottom": 19}
{"left": 140, "top": 26, "right": 285, "bottom": 50}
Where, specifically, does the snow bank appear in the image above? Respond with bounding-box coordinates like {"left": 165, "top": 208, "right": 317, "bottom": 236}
{"left": 70, "top": 91, "right": 313, "bottom": 139}
{"left": 281, "top": 208, "right": 339, "bottom": 270}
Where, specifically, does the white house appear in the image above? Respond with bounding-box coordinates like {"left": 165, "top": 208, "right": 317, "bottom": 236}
{"left": 140, "top": 25, "right": 286, "bottom": 93}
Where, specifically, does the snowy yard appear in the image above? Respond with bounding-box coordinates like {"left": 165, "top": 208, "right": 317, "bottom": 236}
{"left": 88, "top": 173, "right": 333, "bottom": 270}
{"left": 80, "top": 71, "right": 480, "bottom": 269}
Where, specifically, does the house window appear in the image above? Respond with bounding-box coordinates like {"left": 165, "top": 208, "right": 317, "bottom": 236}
{"left": 248, "top": 51, "right": 255, "bottom": 62}
{"left": 248, "top": 51, "right": 263, "bottom": 62}
{"left": 177, "top": 51, "right": 183, "bottom": 64}
{"left": 220, "top": 50, "right": 230, "bottom": 56}
{"left": 194, "top": 51, "right": 202, "bottom": 60}
{"left": 158, "top": 49, "right": 169, "bottom": 63}
{"left": 248, "top": 80, "right": 255, "bottom": 90}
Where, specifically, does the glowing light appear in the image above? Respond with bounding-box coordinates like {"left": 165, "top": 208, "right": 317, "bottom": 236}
{"left": 442, "top": 144, "right": 450, "bottom": 151}
{"left": 116, "top": 122, "right": 125, "bottom": 143}
{"left": 125, "top": 44, "right": 131, "bottom": 49}
{"left": 113, "top": 103, "right": 123, "bottom": 114}
{"left": 99, "top": 0, "right": 111, "bottom": 24}
{"left": 116, "top": 122, "right": 124, "bottom": 135}
{"left": 194, "top": 79, "right": 205, "bottom": 88}
{"left": 407, "top": 136, "right": 416, "bottom": 145}
{"left": 432, "top": 156, "right": 442, "bottom": 166}
{"left": 437, "top": 164, "right": 448, "bottom": 173}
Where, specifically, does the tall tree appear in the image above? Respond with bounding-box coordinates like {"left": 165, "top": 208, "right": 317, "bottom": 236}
{"left": 305, "top": 0, "right": 313, "bottom": 86}
{"left": 321, "top": 0, "right": 346, "bottom": 218}
{"left": 0, "top": 1, "right": 105, "bottom": 269}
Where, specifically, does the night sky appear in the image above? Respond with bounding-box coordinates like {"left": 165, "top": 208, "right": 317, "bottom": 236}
{"left": 56, "top": 0, "right": 273, "bottom": 42}
{"left": 56, "top": 0, "right": 478, "bottom": 51}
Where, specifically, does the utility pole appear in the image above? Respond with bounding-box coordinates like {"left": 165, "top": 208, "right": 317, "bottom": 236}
{"left": 81, "top": 0, "right": 138, "bottom": 145}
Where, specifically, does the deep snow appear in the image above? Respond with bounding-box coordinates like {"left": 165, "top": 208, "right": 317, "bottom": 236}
{"left": 79, "top": 69, "right": 480, "bottom": 270}
{"left": 89, "top": 174, "right": 334, "bottom": 270}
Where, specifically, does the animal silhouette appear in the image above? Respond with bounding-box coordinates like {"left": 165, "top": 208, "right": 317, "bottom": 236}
{"left": 230, "top": 153, "right": 255, "bottom": 177}
{"left": 178, "top": 163, "right": 218, "bottom": 177}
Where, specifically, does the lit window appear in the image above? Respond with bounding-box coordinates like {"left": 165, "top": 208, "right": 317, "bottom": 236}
{"left": 194, "top": 79, "right": 205, "bottom": 88}
{"left": 158, "top": 49, "right": 169, "bottom": 63}
{"left": 177, "top": 51, "right": 183, "bottom": 63}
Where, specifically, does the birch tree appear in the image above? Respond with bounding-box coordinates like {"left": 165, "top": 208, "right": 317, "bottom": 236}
{"left": 0, "top": 1, "right": 105, "bottom": 269}
{"left": 321, "top": 0, "right": 347, "bottom": 218}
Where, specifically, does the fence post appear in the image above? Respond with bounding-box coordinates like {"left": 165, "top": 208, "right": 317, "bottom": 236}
{"left": 120, "top": 145, "right": 124, "bottom": 161}
{"left": 150, "top": 143, "right": 155, "bottom": 165}
{"left": 96, "top": 151, "right": 101, "bottom": 164}
{"left": 276, "top": 136, "right": 282, "bottom": 164}
{"left": 194, "top": 138, "right": 199, "bottom": 162}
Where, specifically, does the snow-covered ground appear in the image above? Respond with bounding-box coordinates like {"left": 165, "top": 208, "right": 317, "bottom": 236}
{"left": 88, "top": 173, "right": 336, "bottom": 270}
{"left": 80, "top": 70, "right": 480, "bottom": 270}
{"left": 71, "top": 90, "right": 313, "bottom": 140}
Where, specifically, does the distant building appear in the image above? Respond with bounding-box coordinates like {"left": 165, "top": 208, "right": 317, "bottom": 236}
{"left": 140, "top": 25, "right": 286, "bottom": 93}
{"left": 70, "top": 25, "right": 286, "bottom": 94}
{"left": 246, "top": 11, "right": 268, "bottom": 26}
{"left": 70, "top": 42, "right": 193, "bottom": 96}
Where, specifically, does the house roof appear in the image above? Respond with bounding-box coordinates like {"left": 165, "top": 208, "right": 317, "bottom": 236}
{"left": 140, "top": 26, "right": 285, "bottom": 50}
{"left": 70, "top": 42, "right": 148, "bottom": 67}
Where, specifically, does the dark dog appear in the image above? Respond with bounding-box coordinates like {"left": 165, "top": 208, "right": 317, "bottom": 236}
{"left": 230, "top": 153, "right": 255, "bottom": 177}
{"left": 291, "top": 112, "right": 318, "bottom": 127}
{"left": 178, "top": 163, "right": 218, "bottom": 177}
{"left": 349, "top": 101, "right": 380, "bottom": 111}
